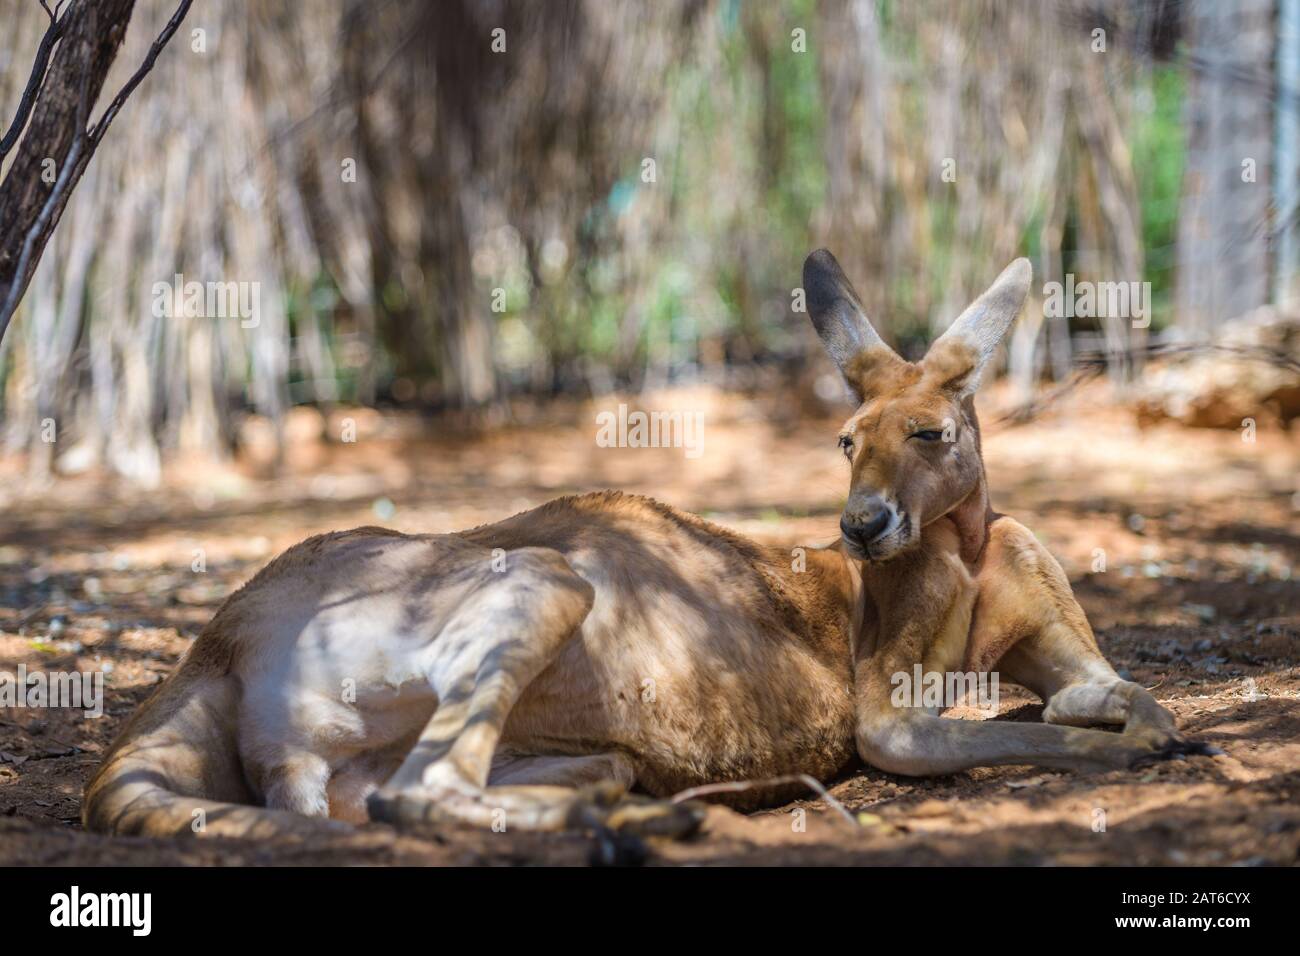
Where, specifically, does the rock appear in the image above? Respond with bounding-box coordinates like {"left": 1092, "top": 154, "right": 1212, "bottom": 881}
{"left": 1135, "top": 306, "right": 1300, "bottom": 428}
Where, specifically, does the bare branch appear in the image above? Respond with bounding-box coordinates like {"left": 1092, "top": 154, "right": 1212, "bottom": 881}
{"left": 0, "top": 1, "right": 68, "bottom": 162}
{"left": 671, "top": 774, "right": 859, "bottom": 828}
{"left": 994, "top": 343, "right": 1300, "bottom": 429}
{"left": 89, "top": 0, "right": 195, "bottom": 145}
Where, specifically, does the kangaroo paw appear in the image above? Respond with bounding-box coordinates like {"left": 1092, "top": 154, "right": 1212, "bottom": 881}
{"left": 1129, "top": 736, "right": 1226, "bottom": 768}
{"left": 566, "top": 783, "right": 706, "bottom": 840}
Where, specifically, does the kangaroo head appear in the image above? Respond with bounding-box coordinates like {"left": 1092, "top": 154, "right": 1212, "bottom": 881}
{"left": 803, "top": 249, "right": 1031, "bottom": 563}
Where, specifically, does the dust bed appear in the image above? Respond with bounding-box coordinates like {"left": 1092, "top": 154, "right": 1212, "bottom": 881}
{"left": 1, "top": 385, "right": 1297, "bottom": 866}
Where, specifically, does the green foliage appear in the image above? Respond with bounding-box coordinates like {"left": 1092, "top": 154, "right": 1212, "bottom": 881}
{"left": 1129, "top": 66, "right": 1186, "bottom": 328}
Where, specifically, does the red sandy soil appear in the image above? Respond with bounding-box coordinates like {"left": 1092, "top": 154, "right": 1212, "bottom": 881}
{"left": 1, "top": 382, "right": 1297, "bottom": 865}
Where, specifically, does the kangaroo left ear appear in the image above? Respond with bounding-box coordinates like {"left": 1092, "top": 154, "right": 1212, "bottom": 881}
{"left": 926, "top": 258, "right": 1031, "bottom": 395}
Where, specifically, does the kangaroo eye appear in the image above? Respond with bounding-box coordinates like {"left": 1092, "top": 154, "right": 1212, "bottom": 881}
{"left": 837, "top": 435, "right": 854, "bottom": 458}
{"left": 911, "top": 430, "right": 944, "bottom": 442}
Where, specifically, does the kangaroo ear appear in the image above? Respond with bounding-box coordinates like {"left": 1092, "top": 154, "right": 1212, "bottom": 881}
{"left": 926, "top": 258, "right": 1031, "bottom": 395}
{"left": 803, "top": 249, "right": 898, "bottom": 399}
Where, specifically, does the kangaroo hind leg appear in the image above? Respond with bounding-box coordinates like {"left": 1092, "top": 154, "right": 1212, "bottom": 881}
{"left": 367, "top": 547, "right": 703, "bottom": 838}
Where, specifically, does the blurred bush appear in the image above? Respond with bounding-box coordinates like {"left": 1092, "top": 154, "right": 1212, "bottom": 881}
{"left": 0, "top": 0, "right": 1291, "bottom": 481}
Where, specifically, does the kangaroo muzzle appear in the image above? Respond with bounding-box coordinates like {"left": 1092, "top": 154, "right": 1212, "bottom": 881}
{"left": 840, "top": 496, "right": 901, "bottom": 556}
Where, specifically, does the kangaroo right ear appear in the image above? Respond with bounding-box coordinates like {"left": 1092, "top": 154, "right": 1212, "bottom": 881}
{"left": 803, "top": 249, "right": 898, "bottom": 399}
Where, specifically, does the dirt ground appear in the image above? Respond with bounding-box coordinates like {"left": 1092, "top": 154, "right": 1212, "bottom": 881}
{"left": 1, "top": 382, "right": 1297, "bottom": 866}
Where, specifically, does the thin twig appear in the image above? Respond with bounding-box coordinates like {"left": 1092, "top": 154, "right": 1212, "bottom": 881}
{"left": 995, "top": 342, "right": 1300, "bottom": 428}
{"left": 88, "top": 0, "right": 195, "bottom": 145}
{"left": 0, "top": 0, "right": 67, "bottom": 161}
{"left": 670, "top": 773, "right": 860, "bottom": 828}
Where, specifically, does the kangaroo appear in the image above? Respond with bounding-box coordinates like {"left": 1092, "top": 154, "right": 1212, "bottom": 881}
{"left": 83, "top": 251, "right": 1215, "bottom": 840}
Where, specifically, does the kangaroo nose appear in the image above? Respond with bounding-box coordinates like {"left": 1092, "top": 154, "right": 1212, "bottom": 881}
{"left": 841, "top": 500, "right": 893, "bottom": 547}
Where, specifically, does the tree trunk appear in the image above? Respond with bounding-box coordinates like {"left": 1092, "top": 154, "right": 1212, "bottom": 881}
{"left": 0, "top": 0, "right": 137, "bottom": 327}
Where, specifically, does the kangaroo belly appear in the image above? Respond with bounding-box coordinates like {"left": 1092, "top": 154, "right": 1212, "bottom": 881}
{"left": 502, "top": 573, "right": 857, "bottom": 797}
